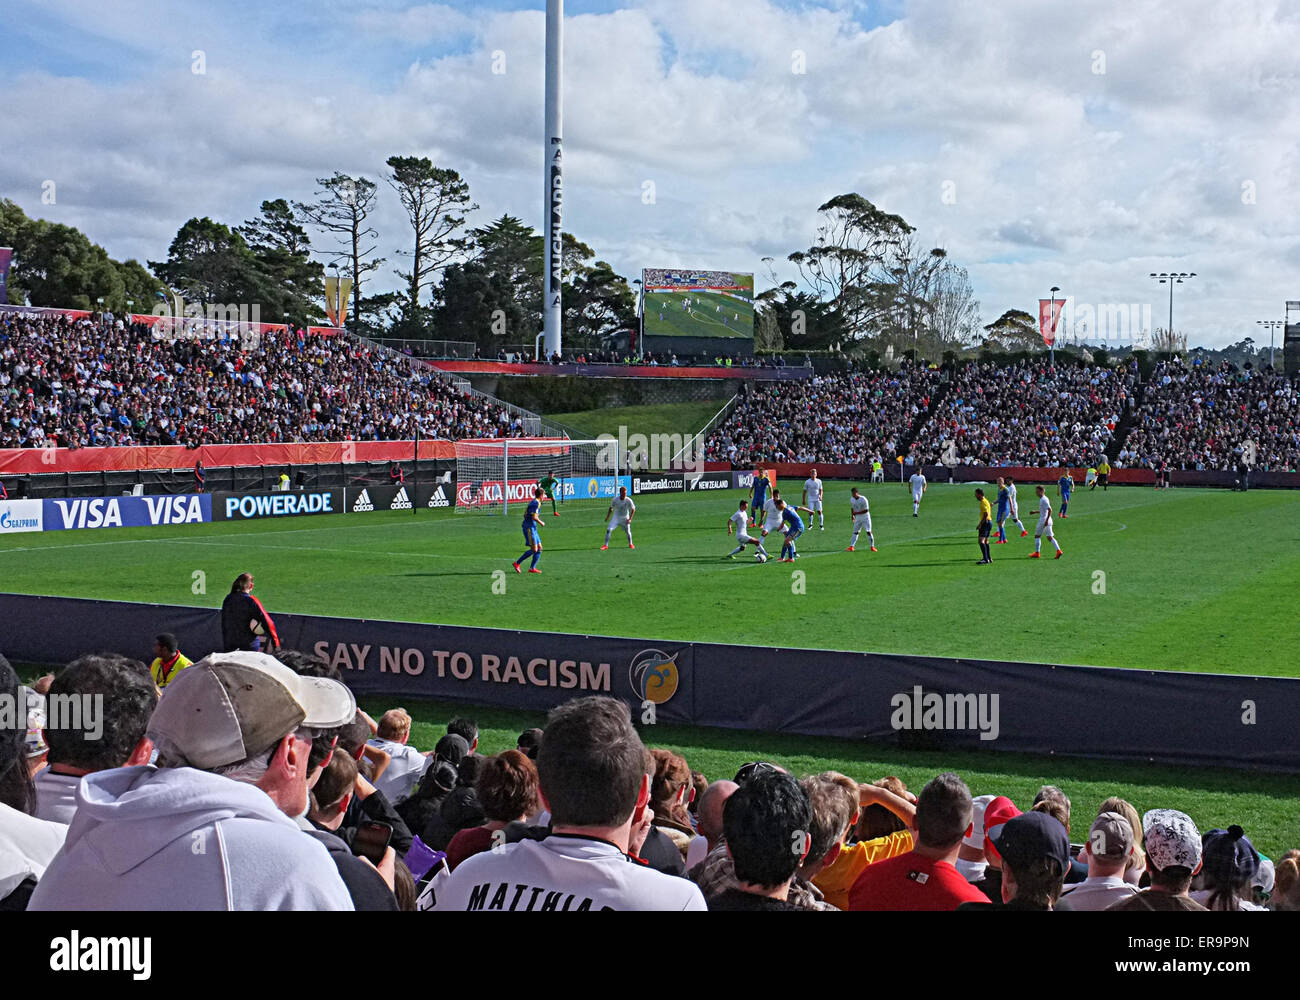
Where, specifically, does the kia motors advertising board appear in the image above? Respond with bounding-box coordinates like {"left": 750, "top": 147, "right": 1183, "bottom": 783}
{"left": 457, "top": 476, "right": 630, "bottom": 508}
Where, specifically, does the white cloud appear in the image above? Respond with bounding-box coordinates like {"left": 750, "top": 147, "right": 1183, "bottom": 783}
{"left": 2, "top": 0, "right": 1298, "bottom": 345}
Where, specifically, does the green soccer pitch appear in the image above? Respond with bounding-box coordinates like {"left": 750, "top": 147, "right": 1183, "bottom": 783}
{"left": 2, "top": 481, "right": 1297, "bottom": 678}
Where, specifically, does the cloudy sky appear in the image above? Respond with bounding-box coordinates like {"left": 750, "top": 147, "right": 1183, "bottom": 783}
{"left": 3, "top": 0, "right": 1298, "bottom": 347}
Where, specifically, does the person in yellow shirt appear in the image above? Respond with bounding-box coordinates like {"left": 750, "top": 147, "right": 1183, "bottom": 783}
{"left": 1090, "top": 458, "right": 1111, "bottom": 491}
{"left": 811, "top": 773, "right": 917, "bottom": 910}
{"left": 976, "top": 488, "right": 994, "bottom": 564}
{"left": 149, "top": 633, "right": 193, "bottom": 691}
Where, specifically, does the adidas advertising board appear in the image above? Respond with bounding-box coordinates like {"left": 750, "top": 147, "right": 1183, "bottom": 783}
{"left": 343, "top": 484, "right": 454, "bottom": 512}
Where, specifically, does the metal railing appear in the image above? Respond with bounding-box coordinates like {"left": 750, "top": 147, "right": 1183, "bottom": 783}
{"left": 671, "top": 393, "right": 738, "bottom": 466}
{"left": 368, "top": 338, "right": 478, "bottom": 359}
{"left": 349, "top": 331, "right": 577, "bottom": 439}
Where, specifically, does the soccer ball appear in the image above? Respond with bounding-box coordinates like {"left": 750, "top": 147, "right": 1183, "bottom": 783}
{"left": 755, "top": 552, "right": 767, "bottom": 563}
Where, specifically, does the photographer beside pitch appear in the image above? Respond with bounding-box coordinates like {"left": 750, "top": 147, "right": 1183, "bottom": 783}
{"left": 221, "top": 573, "right": 280, "bottom": 652}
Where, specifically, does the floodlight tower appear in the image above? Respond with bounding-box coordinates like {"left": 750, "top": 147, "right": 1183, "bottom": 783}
{"left": 542, "top": 0, "right": 564, "bottom": 359}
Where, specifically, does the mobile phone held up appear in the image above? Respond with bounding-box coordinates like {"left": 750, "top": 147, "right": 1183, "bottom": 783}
{"left": 352, "top": 820, "right": 393, "bottom": 865}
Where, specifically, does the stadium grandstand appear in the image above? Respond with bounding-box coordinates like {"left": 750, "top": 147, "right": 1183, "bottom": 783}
{"left": 5, "top": 307, "right": 1298, "bottom": 474}
{"left": 0, "top": 310, "right": 528, "bottom": 449}
{"left": 705, "top": 357, "right": 1300, "bottom": 473}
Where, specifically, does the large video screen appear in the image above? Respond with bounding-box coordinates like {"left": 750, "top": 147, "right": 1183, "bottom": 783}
{"left": 642, "top": 268, "right": 754, "bottom": 341}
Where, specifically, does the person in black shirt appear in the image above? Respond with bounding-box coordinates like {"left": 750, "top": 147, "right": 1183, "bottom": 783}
{"left": 220, "top": 573, "right": 280, "bottom": 652}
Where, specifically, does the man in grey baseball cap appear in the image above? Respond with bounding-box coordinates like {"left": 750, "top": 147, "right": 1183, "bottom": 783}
{"left": 1057, "top": 812, "right": 1139, "bottom": 911}
{"left": 30, "top": 651, "right": 357, "bottom": 910}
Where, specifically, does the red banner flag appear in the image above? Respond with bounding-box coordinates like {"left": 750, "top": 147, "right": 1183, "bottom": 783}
{"left": 1038, "top": 298, "right": 1064, "bottom": 347}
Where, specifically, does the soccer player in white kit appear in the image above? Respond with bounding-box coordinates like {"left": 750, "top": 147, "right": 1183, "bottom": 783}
{"left": 1004, "top": 476, "right": 1028, "bottom": 536}
{"left": 761, "top": 488, "right": 785, "bottom": 539}
{"left": 846, "top": 487, "right": 876, "bottom": 552}
{"left": 802, "top": 469, "right": 825, "bottom": 530}
{"left": 601, "top": 486, "right": 636, "bottom": 550}
{"left": 909, "top": 471, "right": 927, "bottom": 516}
{"left": 725, "top": 499, "right": 768, "bottom": 558}
{"left": 1029, "top": 485, "right": 1062, "bottom": 559}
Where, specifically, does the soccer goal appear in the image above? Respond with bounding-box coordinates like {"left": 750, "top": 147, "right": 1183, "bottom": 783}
{"left": 453, "top": 438, "right": 626, "bottom": 515}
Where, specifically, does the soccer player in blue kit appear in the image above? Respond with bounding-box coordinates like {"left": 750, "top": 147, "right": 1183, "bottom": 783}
{"left": 773, "top": 498, "right": 814, "bottom": 563}
{"left": 995, "top": 476, "right": 1011, "bottom": 544}
{"left": 749, "top": 467, "right": 770, "bottom": 529}
{"left": 1058, "top": 471, "right": 1074, "bottom": 518}
{"left": 512, "top": 486, "right": 546, "bottom": 574}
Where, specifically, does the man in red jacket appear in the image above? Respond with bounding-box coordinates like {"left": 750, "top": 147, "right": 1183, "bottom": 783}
{"left": 848, "top": 772, "right": 989, "bottom": 911}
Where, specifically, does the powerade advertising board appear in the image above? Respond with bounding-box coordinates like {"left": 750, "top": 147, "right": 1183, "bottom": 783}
{"left": 214, "top": 490, "right": 343, "bottom": 521}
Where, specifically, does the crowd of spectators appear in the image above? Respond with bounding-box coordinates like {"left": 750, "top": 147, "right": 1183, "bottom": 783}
{"left": 706, "top": 363, "right": 943, "bottom": 466}
{"left": 7, "top": 645, "right": 1294, "bottom": 912}
{"left": 7, "top": 308, "right": 1300, "bottom": 475}
{"left": 1122, "top": 360, "right": 1300, "bottom": 472}
{"left": 0, "top": 311, "right": 527, "bottom": 450}
{"left": 910, "top": 360, "right": 1132, "bottom": 468}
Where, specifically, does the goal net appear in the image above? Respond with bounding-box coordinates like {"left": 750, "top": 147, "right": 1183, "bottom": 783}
{"left": 453, "top": 438, "right": 625, "bottom": 515}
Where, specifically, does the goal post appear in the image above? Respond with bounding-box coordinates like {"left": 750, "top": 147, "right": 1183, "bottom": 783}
{"left": 453, "top": 438, "right": 626, "bottom": 514}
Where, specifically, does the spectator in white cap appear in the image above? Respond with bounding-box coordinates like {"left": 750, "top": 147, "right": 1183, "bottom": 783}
{"left": 1106, "top": 809, "right": 1207, "bottom": 911}
{"left": 29, "top": 651, "right": 358, "bottom": 910}
{"left": 955, "top": 793, "right": 995, "bottom": 882}
{"left": 1056, "top": 812, "right": 1139, "bottom": 911}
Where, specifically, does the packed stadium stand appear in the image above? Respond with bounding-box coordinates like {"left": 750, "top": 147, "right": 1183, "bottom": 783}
{"left": 5, "top": 309, "right": 1298, "bottom": 473}
{"left": 1121, "top": 361, "right": 1300, "bottom": 472}
{"left": 909, "top": 360, "right": 1132, "bottom": 469}
{"left": 0, "top": 312, "right": 526, "bottom": 449}
{"left": 706, "top": 365, "right": 942, "bottom": 466}
{"left": 707, "top": 358, "right": 1299, "bottom": 473}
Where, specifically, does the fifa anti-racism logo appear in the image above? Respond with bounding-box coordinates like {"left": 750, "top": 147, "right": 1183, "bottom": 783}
{"left": 629, "top": 649, "right": 680, "bottom": 706}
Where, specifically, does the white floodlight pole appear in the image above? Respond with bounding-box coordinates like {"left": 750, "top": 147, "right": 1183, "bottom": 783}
{"left": 543, "top": 0, "right": 564, "bottom": 359}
